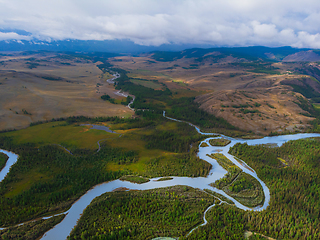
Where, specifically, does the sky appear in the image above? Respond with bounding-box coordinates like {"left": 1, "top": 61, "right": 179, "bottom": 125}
{"left": 1, "top": 0, "right": 320, "bottom": 48}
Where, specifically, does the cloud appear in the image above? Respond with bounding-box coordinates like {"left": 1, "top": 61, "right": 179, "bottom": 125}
{"left": 0, "top": 31, "right": 31, "bottom": 41}
{"left": 0, "top": 0, "right": 320, "bottom": 48}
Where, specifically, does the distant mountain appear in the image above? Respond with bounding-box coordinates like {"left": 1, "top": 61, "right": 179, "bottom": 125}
{"left": 282, "top": 50, "right": 320, "bottom": 62}
{"left": 0, "top": 39, "right": 216, "bottom": 54}
{"left": 150, "top": 46, "right": 312, "bottom": 62}
{"left": 1, "top": 39, "right": 319, "bottom": 62}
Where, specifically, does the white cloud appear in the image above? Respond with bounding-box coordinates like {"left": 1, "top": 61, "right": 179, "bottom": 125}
{"left": 252, "top": 21, "right": 278, "bottom": 39}
{"left": 0, "top": 31, "right": 31, "bottom": 41}
{"left": 0, "top": 0, "right": 320, "bottom": 48}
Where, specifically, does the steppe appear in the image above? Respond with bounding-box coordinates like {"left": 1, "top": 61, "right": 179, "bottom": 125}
{"left": 110, "top": 55, "right": 316, "bottom": 134}
{"left": 0, "top": 52, "right": 132, "bottom": 131}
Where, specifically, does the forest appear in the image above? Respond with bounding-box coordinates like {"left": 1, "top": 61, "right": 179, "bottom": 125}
{"left": 227, "top": 138, "right": 320, "bottom": 239}
{"left": 0, "top": 152, "right": 8, "bottom": 171}
{"left": 0, "top": 110, "right": 212, "bottom": 229}
{"left": 68, "top": 186, "right": 216, "bottom": 240}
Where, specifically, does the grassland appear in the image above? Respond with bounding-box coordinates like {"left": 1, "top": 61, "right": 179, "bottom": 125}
{"left": 0, "top": 52, "right": 132, "bottom": 131}
{"left": 0, "top": 152, "right": 8, "bottom": 171}
{"left": 3, "top": 121, "right": 119, "bottom": 150}
{"left": 69, "top": 186, "right": 215, "bottom": 239}
{"left": 109, "top": 55, "right": 317, "bottom": 135}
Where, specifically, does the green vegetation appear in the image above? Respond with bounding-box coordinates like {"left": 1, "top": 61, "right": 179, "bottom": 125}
{"left": 179, "top": 138, "right": 320, "bottom": 239}
{"left": 121, "top": 95, "right": 133, "bottom": 106}
{"left": 200, "top": 142, "right": 209, "bottom": 147}
{"left": 25, "top": 61, "right": 40, "bottom": 69}
{"left": 101, "top": 94, "right": 116, "bottom": 104}
{"left": 166, "top": 97, "right": 244, "bottom": 137}
{"left": 69, "top": 186, "right": 215, "bottom": 240}
{"left": 156, "top": 177, "right": 173, "bottom": 181}
{"left": 109, "top": 68, "right": 171, "bottom": 111}
{"left": 120, "top": 175, "right": 150, "bottom": 184}
{"left": 232, "top": 104, "right": 251, "bottom": 108}
{"left": 266, "top": 103, "right": 275, "bottom": 109}
{"left": 142, "top": 121, "right": 207, "bottom": 153}
{"left": 131, "top": 79, "right": 163, "bottom": 89}
{"left": 228, "top": 138, "right": 320, "bottom": 239}
{"left": 254, "top": 102, "right": 261, "bottom": 107}
{"left": 144, "top": 152, "right": 212, "bottom": 178}
{"left": 0, "top": 137, "right": 128, "bottom": 226}
{"left": 225, "top": 172, "right": 264, "bottom": 208}
{"left": 0, "top": 111, "right": 212, "bottom": 227}
{"left": 0, "top": 215, "right": 65, "bottom": 240}
{"left": 181, "top": 204, "right": 244, "bottom": 240}
{"left": 0, "top": 152, "right": 8, "bottom": 171}
{"left": 22, "top": 109, "right": 32, "bottom": 115}
{"left": 203, "top": 189, "right": 234, "bottom": 205}
{"left": 231, "top": 62, "right": 280, "bottom": 75}
{"left": 207, "top": 153, "right": 264, "bottom": 207}
{"left": 208, "top": 138, "right": 231, "bottom": 146}
{"left": 102, "top": 69, "right": 242, "bottom": 137}
{"left": 207, "top": 153, "right": 241, "bottom": 190}
{"left": 4, "top": 121, "right": 118, "bottom": 150}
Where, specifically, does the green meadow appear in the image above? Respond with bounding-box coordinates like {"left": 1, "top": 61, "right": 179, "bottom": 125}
{"left": 3, "top": 121, "right": 117, "bottom": 150}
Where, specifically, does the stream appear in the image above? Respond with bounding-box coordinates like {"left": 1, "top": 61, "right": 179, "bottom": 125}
{"left": 1, "top": 77, "right": 320, "bottom": 238}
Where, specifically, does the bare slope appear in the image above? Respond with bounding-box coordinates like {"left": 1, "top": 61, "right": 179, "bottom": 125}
{"left": 110, "top": 55, "right": 316, "bottom": 135}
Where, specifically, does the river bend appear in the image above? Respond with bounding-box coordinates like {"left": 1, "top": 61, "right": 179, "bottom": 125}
{"left": 1, "top": 112, "right": 320, "bottom": 239}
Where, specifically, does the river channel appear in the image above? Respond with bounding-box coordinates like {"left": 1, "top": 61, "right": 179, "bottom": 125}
{"left": 1, "top": 120, "right": 319, "bottom": 239}
{"left": 1, "top": 85, "right": 320, "bottom": 239}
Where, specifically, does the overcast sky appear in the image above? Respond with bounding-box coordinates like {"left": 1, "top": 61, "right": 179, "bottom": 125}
{"left": 1, "top": 0, "right": 320, "bottom": 48}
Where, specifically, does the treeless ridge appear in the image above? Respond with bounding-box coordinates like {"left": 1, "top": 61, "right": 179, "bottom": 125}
{"left": 110, "top": 55, "right": 316, "bottom": 135}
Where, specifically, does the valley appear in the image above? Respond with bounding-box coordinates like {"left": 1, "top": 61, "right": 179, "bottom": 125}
{"left": 1, "top": 48, "right": 320, "bottom": 239}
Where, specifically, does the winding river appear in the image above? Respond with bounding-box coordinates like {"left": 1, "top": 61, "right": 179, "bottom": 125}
{"left": 1, "top": 81, "right": 320, "bottom": 238}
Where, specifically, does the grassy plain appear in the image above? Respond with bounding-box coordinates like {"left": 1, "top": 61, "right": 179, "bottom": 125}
{"left": 3, "top": 121, "right": 118, "bottom": 150}
{"left": 0, "top": 52, "right": 132, "bottom": 131}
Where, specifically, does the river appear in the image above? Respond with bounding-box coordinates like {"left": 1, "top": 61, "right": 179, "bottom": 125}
{"left": 1, "top": 93, "right": 320, "bottom": 238}
{"left": 40, "top": 119, "right": 320, "bottom": 239}
{"left": 1, "top": 116, "right": 320, "bottom": 239}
